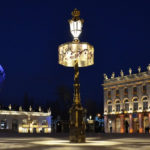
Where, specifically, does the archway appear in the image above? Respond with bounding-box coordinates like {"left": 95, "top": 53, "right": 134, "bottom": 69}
{"left": 12, "top": 119, "right": 18, "bottom": 131}
{"left": 0, "top": 119, "right": 7, "bottom": 129}
{"left": 144, "top": 116, "right": 149, "bottom": 133}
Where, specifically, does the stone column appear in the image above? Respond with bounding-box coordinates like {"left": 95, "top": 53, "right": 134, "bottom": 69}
{"left": 138, "top": 113, "right": 143, "bottom": 133}
{"left": 149, "top": 113, "right": 150, "bottom": 133}
{"left": 120, "top": 114, "right": 125, "bottom": 133}
{"left": 104, "top": 115, "right": 108, "bottom": 133}
{"left": 129, "top": 114, "right": 133, "bottom": 133}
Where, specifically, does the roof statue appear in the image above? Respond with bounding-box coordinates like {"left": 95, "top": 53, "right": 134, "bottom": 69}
{"left": 104, "top": 73, "right": 108, "bottom": 80}
{"left": 120, "top": 70, "right": 124, "bottom": 77}
{"left": 138, "top": 66, "right": 141, "bottom": 73}
{"left": 111, "top": 72, "right": 115, "bottom": 79}
{"left": 129, "top": 68, "right": 132, "bottom": 75}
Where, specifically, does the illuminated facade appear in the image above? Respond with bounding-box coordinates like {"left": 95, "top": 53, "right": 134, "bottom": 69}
{"left": 0, "top": 106, "right": 51, "bottom": 133}
{"left": 103, "top": 65, "right": 150, "bottom": 133}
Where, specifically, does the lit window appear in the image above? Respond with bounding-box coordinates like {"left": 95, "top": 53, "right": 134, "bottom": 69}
{"left": 108, "top": 105, "right": 112, "bottom": 113}
{"left": 22, "top": 119, "right": 27, "bottom": 125}
{"left": 116, "top": 104, "right": 120, "bottom": 112}
{"left": 42, "top": 120, "right": 48, "bottom": 125}
{"left": 1, "top": 119, "right": 7, "bottom": 129}
{"left": 143, "top": 97, "right": 148, "bottom": 110}
{"left": 133, "top": 99, "right": 138, "bottom": 111}
{"left": 116, "top": 100, "right": 120, "bottom": 112}
{"left": 32, "top": 120, "right": 38, "bottom": 125}
{"left": 124, "top": 99, "right": 129, "bottom": 111}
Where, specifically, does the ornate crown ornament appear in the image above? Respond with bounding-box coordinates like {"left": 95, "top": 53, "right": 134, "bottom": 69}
{"left": 69, "top": 8, "right": 84, "bottom": 23}
{"left": 72, "top": 8, "right": 80, "bottom": 17}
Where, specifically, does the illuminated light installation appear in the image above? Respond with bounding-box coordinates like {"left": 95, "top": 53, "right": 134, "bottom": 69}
{"left": 0, "top": 65, "right": 5, "bottom": 90}
{"left": 58, "top": 9, "right": 94, "bottom": 143}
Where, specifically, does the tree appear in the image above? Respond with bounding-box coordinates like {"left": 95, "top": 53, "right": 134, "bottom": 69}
{"left": 49, "top": 85, "right": 73, "bottom": 121}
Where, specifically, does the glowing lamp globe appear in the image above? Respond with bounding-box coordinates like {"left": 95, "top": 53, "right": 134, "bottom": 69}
{"left": 68, "top": 8, "right": 84, "bottom": 40}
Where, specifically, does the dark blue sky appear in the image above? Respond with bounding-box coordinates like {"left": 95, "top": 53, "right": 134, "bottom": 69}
{"left": 0, "top": 0, "right": 150, "bottom": 108}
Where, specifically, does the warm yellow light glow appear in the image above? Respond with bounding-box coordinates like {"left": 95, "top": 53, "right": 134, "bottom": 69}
{"left": 0, "top": 110, "right": 50, "bottom": 116}
{"left": 31, "top": 139, "right": 122, "bottom": 146}
{"left": 58, "top": 42, "right": 94, "bottom": 67}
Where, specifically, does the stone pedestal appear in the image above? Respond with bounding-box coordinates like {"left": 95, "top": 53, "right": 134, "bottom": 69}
{"left": 69, "top": 103, "right": 86, "bottom": 143}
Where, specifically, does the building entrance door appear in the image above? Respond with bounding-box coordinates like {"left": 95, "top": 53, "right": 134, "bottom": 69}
{"left": 133, "top": 118, "right": 139, "bottom": 133}
{"left": 115, "top": 118, "right": 121, "bottom": 133}
{"left": 144, "top": 116, "right": 149, "bottom": 133}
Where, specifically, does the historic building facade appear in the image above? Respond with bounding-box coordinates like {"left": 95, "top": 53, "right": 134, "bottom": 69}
{"left": 103, "top": 65, "right": 150, "bottom": 133}
{"left": 0, "top": 105, "right": 51, "bottom": 133}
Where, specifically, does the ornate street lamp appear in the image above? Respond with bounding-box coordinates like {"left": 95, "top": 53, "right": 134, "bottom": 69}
{"left": 58, "top": 8, "right": 94, "bottom": 143}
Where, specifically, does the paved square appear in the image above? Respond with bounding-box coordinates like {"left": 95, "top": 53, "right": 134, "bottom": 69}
{"left": 0, "top": 133, "right": 150, "bottom": 150}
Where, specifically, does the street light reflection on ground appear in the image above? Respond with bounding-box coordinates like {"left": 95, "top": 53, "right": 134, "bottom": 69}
{"left": 31, "top": 139, "right": 122, "bottom": 146}
{"left": 0, "top": 135, "right": 150, "bottom": 150}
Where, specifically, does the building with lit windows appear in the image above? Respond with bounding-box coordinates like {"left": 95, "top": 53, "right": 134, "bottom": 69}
{"left": 0, "top": 105, "right": 51, "bottom": 133}
{"left": 103, "top": 64, "right": 150, "bottom": 133}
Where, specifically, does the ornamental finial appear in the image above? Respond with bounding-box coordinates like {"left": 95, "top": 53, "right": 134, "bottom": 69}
{"left": 138, "top": 66, "right": 141, "bottom": 73}
{"left": 129, "top": 68, "right": 132, "bottom": 75}
{"left": 72, "top": 8, "right": 80, "bottom": 18}
{"left": 48, "top": 107, "right": 51, "bottom": 113}
{"left": 39, "top": 106, "right": 42, "bottom": 112}
{"left": 111, "top": 72, "right": 115, "bottom": 79}
{"left": 147, "top": 64, "right": 150, "bottom": 71}
{"left": 120, "top": 70, "right": 124, "bottom": 77}
{"left": 29, "top": 105, "right": 32, "bottom": 112}
{"left": 19, "top": 106, "right": 22, "bottom": 111}
{"left": 104, "top": 73, "right": 108, "bottom": 80}
{"left": 8, "top": 104, "right": 11, "bottom": 110}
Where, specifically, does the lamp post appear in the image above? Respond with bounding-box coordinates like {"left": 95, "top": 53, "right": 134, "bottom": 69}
{"left": 58, "top": 8, "right": 94, "bottom": 143}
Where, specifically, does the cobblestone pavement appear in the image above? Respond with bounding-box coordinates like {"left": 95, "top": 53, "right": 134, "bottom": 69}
{"left": 0, "top": 133, "right": 150, "bottom": 150}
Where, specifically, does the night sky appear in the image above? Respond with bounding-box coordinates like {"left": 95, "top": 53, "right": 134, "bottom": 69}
{"left": 1, "top": 0, "right": 150, "bottom": 111}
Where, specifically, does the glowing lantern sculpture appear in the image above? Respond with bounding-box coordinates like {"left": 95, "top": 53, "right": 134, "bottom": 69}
{"left": 58, "top": 9, "right": 94, "bottom": 143}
